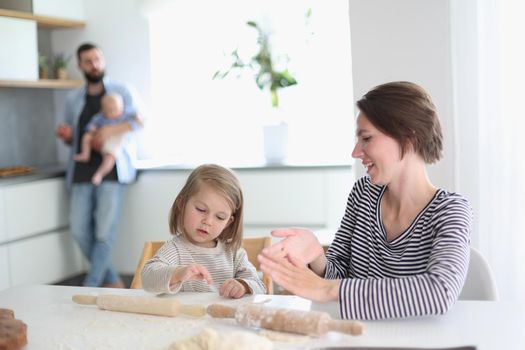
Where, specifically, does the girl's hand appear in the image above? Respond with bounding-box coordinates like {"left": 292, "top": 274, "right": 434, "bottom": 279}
{"left": 171, "top": 264, "right": 213, "bottom": 285}
{"left": 258, "top": 253, "right": 340, "bottom": 303}
{"left": 262, "top": 228, "right": 325, "bottom": 266}
{"left": 219, "top": 278, "right": 248, "bottom": 299}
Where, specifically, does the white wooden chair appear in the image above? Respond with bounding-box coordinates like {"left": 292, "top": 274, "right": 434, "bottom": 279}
{"left": 458, "top": 247, "right": 498, "bottom": 301}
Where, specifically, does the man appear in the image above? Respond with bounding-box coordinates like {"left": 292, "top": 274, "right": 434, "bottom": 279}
{"left": 56, "top": 43, "right": 143, "bottom": 288}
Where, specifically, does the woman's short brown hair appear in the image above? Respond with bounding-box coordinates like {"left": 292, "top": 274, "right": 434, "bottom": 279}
{"left": 356, "top": 81, "right": 443, "bottom": 164}
{"left": 168, "top": 164, "right": 244, "bottom": 252}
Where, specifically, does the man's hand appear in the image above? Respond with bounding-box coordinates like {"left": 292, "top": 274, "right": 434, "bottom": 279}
{"left": 56, "top": 123, "right": 72, "bottom": 144}
{"left": 91, "top": 122, "right": 132, "bottom": 151}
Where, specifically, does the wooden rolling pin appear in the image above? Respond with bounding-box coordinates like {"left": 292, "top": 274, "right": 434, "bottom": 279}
{"left": 206, "top": 303, "right": 363, "bottom": 336}
{"left": 73, "top": 294, "right": 205, "bottom": 317}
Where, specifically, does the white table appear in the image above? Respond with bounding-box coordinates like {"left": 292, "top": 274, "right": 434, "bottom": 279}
{"left": 0, "top": 284, "right": 523, "bottom": 349}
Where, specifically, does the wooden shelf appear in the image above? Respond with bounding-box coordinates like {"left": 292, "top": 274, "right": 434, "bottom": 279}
{"left": 0, "top": 79, "right": 83, "bottom": 89}
{"left": 0, "top": 9, "right": 85, "bottom": 29}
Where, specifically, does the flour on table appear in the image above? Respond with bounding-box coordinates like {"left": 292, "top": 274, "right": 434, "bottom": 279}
{"left": 259, "top": 329, "right": 310, "bottom": 343}
{"left": 169, "top": 328, "right": 272, "bottom": 350}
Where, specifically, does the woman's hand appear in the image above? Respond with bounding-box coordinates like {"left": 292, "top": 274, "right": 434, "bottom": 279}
{"left": 219, "top": 279, "right": 248, "bottom": 299}
{"left": 258, "top": 253, "right": 340, "bottom": 302}
{"left": 171, "top": 264, "right": 213, "bottom": 285}
{"left": 263, "top": 228, "right": 325, "bottom": 266}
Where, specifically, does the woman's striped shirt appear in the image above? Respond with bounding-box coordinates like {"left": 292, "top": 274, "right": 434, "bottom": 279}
{"left": 325, "top": 176, "right": 473, "bottom": 320}
{"left": 141, "top": 235, "right": 266, "bottom": 295}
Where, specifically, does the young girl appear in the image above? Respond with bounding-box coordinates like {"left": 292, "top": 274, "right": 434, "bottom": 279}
{"left": 141, "top": 164, "right": 266, "bottom": 297}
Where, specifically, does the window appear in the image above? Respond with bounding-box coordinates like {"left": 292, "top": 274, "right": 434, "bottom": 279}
{"left": 144, "top": 1, "right": 353, "bottom": 166}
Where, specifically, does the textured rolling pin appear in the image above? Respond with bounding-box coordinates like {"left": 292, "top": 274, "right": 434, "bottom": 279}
{"left": 206, "top": 303, "right": 364, "bottom": 336}
{"left": 72, "top": 294, "right": 205, "bottom": 317}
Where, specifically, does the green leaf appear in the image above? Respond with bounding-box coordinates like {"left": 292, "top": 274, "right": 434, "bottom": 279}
{"left": 215, "top": 20, "right": 298, "bottom": 108}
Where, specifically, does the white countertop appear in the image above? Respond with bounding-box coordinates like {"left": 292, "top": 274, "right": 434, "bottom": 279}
{"left": 0, "top": 284, "right": 523, "bottom": 349}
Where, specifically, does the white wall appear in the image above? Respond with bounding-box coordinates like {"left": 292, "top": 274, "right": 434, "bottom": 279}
{"left": 51, "top": 0, "right": 151, "bottom": 100}
{"left": 49, "top": 1, "right": 457, "bottom": 192}
{"left": 348, "top": 0, "right": 455, "bottom": 191}
{"left": 51, "top": 0, "right": 152, "bottom": 162}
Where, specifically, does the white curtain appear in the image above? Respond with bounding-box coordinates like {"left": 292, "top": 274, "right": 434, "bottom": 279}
{"left": 453, "top": 0, "right": 525, "bottom": 302}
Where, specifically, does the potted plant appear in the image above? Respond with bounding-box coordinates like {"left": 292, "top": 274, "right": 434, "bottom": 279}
{"left": 214, "top": 21, "right": 298, "bottom": 163}
{"left": 214, "top": 21, "right": 297, "bottom": 109}
{"left": 53, "top": 53, "right": 71, "bottom": 80}
{"left": 38, "top": 53, "right": 49, "bottom": 79}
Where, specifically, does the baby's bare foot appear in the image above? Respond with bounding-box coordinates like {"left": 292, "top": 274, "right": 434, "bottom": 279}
{"left": 92, "top": 173, "right": 102, "bottom": 186}
{"left": 74, "top": 153, "right": 90, "bottom": 162}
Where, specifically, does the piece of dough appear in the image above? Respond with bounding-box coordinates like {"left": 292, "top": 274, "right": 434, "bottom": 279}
{"left": 0, "top": 309, "right": 27, "bottom": 350}
{"left": 169, "top": 328, "right": 272, "bottom": 350}
{"left": 0, "top": 310, "right": 14, "bottom": 320}
{"left": 259, "top": 329, "right": 310, "bottom": 343}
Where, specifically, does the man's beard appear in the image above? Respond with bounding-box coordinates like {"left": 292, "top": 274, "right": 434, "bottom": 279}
{"left": 84, "top": 70, "right": 105, "bottom": 83}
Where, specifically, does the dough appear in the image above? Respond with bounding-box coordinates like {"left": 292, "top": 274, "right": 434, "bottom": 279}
{"left": 259, "top": 329, "right": 310, "bottom": 343}
{"left": 0, "top": 309, "right": 27, "bottom": 350}
{"left": 170, "top": 328, "right": 272, "bottom": 350}
{"left": 0, "top": 310, "right": 14, "bottom": 320}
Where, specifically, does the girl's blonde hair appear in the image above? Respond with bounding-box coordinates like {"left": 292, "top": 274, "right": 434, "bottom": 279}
{"left": 168, "top": 164, "right": 244, "bottom": 251}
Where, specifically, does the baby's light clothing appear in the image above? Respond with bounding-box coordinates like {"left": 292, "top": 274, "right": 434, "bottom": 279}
{"left": 86, "top": 108, "right": 136, "bottom": 157}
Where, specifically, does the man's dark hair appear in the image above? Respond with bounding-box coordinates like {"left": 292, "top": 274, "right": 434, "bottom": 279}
{"left": 76, "top": 43, "right": 98, "bottom": 61}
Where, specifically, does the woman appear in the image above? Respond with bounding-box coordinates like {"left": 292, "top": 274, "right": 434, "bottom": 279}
{"left": 258, "top": 81, "right": 473, "bottom": 320}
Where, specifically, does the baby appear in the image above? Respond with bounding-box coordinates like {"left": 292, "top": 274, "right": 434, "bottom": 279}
{"left": 74, "top": 93, "right": 138, "bottom": 185}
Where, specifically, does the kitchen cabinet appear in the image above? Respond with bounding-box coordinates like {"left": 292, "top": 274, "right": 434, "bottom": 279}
{"left": 4, "top": 178, "right": 68, "bottom": 241}
{"left": 0, "top": 246, "right": 9, "bottom": 290}
{"left": 0, "top": 16, "right": 37, "bottom": 81}
{"left": 32, "top": 0, "right": 84, "bottom": 22}
{"left": 0, "top": 3, "right": 85, "bottom": 88}
{"left": 0, "top": 188, "right": 6, "bottom": 244}
{"left": 0, "top": 177, "right": 84, "bottom": 290}
{"left": 8, "top": 229, "right": 83, "bottom": 286}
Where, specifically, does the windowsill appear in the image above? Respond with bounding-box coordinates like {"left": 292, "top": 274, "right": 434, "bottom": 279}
{"left": 134, "top": 158, "right": 353, "bottom": 171}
